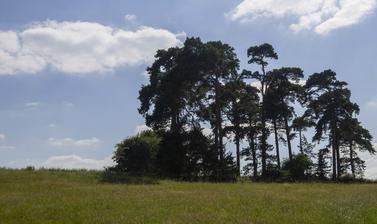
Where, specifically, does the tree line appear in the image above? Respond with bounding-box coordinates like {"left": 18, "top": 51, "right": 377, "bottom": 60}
{"left": 112, "top": 37, "right": 375, "bottom": 182}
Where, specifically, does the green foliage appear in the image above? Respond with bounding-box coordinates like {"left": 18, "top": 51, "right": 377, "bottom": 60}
{"left": 113, "top": 130, "right": 161, "bottom": 175}
{"left": 282, "top": 154, "right": 313, "bottom": 181}
{"left": 135, "top": 38, "right": 374, "bottom": 182}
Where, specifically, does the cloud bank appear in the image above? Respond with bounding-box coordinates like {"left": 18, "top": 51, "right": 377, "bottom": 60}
{"left": 48, "top": 137, "right": 101, "bottom": 147}
{"left": 227, "top": 0, "right": 377, "bottom": 34}
{"left": 43, "top": 154, "right": 113, "bottom": 170}
{"left": 0, "top": 20, "right": 184, "bottom": 75}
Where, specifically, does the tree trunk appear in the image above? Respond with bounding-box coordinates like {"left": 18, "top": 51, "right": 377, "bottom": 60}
{"left": 336, "top": 138, "right": 341, "bottom": 178}
{"left": 350, "top": 141, "right": 355, "bottom": 179}
{"left": 299, "top": 129, "right": 303, "bottom": 154}
{"left": 260, "top": 65, "right": 267, "bottom": 177}
{"left": 249, "top": 117, "right": 258, "bottom": 179}
{"left": 331, "top": 127, "right": 337, "bottom": 181}
{"left": 235, "top": 130, "right": 240, "bottom": 177}
{"left": 251, "top": 137, "right": 257, "bottom": 179}
{"left": 273, "top": 118, "right": 280, "bottom": 168}
{"left": 214, "top": 75, "right": 224, "bottom": 179}
{"left": 261, "top": 114, "right": 267, "bottom": 176}
{"left": 283, "top": 114, "right": 292, "bottom": 161}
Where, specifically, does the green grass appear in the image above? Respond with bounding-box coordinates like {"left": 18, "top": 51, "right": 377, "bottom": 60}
{"left": 1, "top": 169, "right": 377, "bottom": 223}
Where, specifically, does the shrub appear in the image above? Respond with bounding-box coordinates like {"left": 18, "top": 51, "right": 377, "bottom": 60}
{"left": 282, "top": 154, "right": 312, "bottom": 181}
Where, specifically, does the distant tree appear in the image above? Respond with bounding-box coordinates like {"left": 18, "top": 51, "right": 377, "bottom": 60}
{"left": 240, "top": 85, "right": 260, "bottom": 178}
{"left": 305, "top": 70, "right": 359, "bottom": 180}
{"left": 292, "top": 116, "right": 314, "bottom": 154}
{"left": 339, "top": 117, "right": 375, "bottom": 178}
{"left": 266, "top": 67, "right": 304, "bottom": 161}
{"left": 243, "top": 43, "right": 278, "bottom": 177}
{"left": 223, "top": 77, "right": 250, "bottom": 176}
{"left": 113, "top": 130, "right": 161, "bottom": 175}
{"left": 196, "top": 41, "right": 240, "bottom": 180}
{"left": 315, "top": 148, "right": 331, "bottom": 180}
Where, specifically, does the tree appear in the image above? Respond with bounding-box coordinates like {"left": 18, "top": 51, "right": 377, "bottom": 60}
{"left": 305, "top": 70, "right": 359, "bottom": 180}
{"left": 223, "top": 77, "right": 250, "bottom": 177}
{"left": 292, "top": 116, "right": 314, "bottom": 154}
{"left": 243, "top": 43, "right": 278, "bottom": 177}
{"left": 266, "top": 67, "right": 304, "bottom": 161}
{"left": 241, "top": 85, "right": 260, "bottom": 178}
{"left": 316, "top": 148, "right": 331, "bottom": 180}
{"left": 113, "top": 130, "right": 161, "bottom": 175}
{"left": 339, "top": 117, "right": 375, "bottom": 178}
{"left": 197, "top": 41, "right": 240, "bottom": 180}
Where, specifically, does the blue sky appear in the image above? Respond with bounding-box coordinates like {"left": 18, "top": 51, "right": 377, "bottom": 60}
{"left": 1, "top": 0, "right": 377, "bottom": 177}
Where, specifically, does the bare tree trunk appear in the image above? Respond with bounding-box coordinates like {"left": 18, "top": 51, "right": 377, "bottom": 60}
{"left": 215, "top": 76, "right": 224, "bottom": 179}
{"left": 260, "top": 65, "right": 267, "bottom": 177}
{"left": 299, "top": 129, "right": 303, "bottom": 154}
{"left": 350, "top": 141, "right": 355, "bottom": 178}
{"left": 235, "top": 130, "right": 240, "bottom": 177}
{"left": 261, "top": 114, "right": 267, "bottom": 176}
{"left": 331, "top": 128, "right": 337, "bottom": 181}
{"left": 284, "top": 115, "right": 292, "bottom": 161}
{"left": 273, "top": 118, "right": 280, "bottom": 168}
{"left": 336, "top": 139, "right": 341, "bottom": 178}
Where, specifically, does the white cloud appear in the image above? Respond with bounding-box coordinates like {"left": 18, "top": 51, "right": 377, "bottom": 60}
{"left": 43, "top": 154, "right": 114, "bottom": 170}
{"left": 62, "top": 101, "right": 75, "bottom": 108}
{"left": 366, "top": 100, "right": 377, "bottom": 110}
{"left": 202, "top": 127, "right": 213, "bottom": 137}
{"left": 48, "top": 137, "right": 101, "bottom": 147}
{"left": 48, "top": 123, "right": 56, "bottom": 128}
{"left": 25, "top": 101, "right": 41, "bottom": 108}
{"left": 0, "top": 133, "right": 5, "bottom": 141}
{"left": 135, "top": 124, "right": 151, "bottom": 134}
{"left": 227, "top": 0, "right": 377, "bottom": 34}
{"left": 0, "top": 20, "right": 184, "bottom": 75}
{"left": 125, "top": 14, "right": 137, "bottom": 22}
{"left": 360, "top": 144, "right": 377, "bottom": 179}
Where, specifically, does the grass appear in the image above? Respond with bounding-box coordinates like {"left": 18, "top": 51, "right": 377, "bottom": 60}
{"left": 1, "top": 169, "right": 377, "bottom": 223}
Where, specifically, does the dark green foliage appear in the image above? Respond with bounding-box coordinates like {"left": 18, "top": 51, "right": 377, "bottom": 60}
{"left": 282, "top": 154, "right": 313, "bottom": 181}
{"left": 113, "top": 130, "right": 161, "bottom": 175}
{"left": 125, "top": 38, "right": 375, "bottom": 182}
{"left": 315, "top": 148, "right": 331, "bottom": 180}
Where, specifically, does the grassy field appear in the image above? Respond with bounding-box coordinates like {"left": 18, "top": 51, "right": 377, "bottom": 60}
{"left": 1, "top": 169, "right": 377, "bottom": 224}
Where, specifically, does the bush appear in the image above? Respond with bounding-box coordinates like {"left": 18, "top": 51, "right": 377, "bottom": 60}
{"left": 24, "top": 166, "right": 35, "bottom": 171}
{"left": 282, "top": 154, "right": 312, "bottom": 181}
{"left": 113, "top": 130, "right": 161, "bottom": 175}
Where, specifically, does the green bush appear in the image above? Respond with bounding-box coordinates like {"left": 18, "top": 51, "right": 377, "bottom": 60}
{"left": 282, "top": 154, "right": 312, "bottom": 181}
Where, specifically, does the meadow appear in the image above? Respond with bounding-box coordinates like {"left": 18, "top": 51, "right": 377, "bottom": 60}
{"left": 0, "top": 169, "right": 377, "bottom": 224}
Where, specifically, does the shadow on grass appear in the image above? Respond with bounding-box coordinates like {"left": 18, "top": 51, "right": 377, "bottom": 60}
{"left": 100, "top": 170, "right": 159, "bottom": 185}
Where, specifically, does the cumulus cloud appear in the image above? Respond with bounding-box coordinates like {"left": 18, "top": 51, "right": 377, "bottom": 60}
{"left": 0, "top": 20, "right": 184, "bottom": 75}
{"left": 43, "top": 154, "right": 114, "bottom": 170}
{"left": 48, "top": 137, "right": 101, "bottom": 147}
{"left": 227, "top": 0, "right": 377, "bottom": 34}
{"left": 0, "top": 133, "right": 5, "bottom": 141}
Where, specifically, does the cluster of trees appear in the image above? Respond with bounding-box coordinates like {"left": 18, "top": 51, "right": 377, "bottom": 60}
{"left": 113, "top": 37, "right": 375, "bottom": 181}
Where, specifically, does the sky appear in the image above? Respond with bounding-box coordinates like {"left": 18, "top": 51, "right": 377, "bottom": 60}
{"left": 0, "top": 0, "right": 377, "bottom": 178}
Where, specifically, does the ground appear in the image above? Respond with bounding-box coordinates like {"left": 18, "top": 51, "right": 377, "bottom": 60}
{"left": 0, "top": 169, "right": 376, "bottom": 224}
